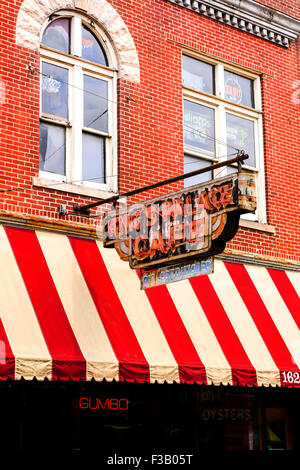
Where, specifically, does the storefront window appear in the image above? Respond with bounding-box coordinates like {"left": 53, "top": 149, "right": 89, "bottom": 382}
{"left": 0, "top": 382, "right": 297, "bottom": 452}
{"left": 265, "top": 408, "right": 293, "bottom": 450}
{"left": 196, "top": 388, "right": 261, "bottom": 450}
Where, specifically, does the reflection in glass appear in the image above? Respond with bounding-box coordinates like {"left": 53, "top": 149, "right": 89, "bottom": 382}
{"left": 42, "top": 18, "right": 70, "bottom": 54}
{"left": 226, "top": 114, "right": 255, "bottom": 167}
{"left": 84, "top": 75, "right": 108, "bottom": 132}
{"left": 184, "top": 154, "right": 213, "bottom": 188}
{"left": 42, "top": 62, "right": 68, "bottom": 120}
{"left": 224, "top": 71, "right": 254, "bottom": 108}
{"left": 82, "top": 133, "right": 105, "bottom": 183}
{"left": 226, "top": 165, "right": 237, "bottom": 175}
{"left": 39, "top": 122, "right": 65, "bottom": 175}
{"left": 82, "top": 25, "right": 108, "bottom": 66}
{"left": 184, "top": 100, "right": 215, "bottom": 157}
{"left": 182, "top": 56, "right": 214, "bottom": 94}
{"left": 266, "top": 421, "right": 286, "bottom": 450}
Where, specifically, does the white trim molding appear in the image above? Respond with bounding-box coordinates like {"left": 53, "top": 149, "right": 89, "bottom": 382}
{"left": 167, "top": 0, "right": 300, "bottom": 47}
{"left": 32, "top": 176, "right": 117, "bottom": 199}
{"left": 16, "top": 0, "right": 140, "bottom": 83}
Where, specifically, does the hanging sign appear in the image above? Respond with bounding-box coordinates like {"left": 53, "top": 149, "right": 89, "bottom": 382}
{"left": 140, "top": 257, "right": 214, "bottom": 290}
{"left": 102, "top": 171, "right": 256, "bottom": 274}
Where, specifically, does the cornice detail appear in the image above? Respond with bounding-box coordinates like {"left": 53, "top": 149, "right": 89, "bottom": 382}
{"left": 166, "top": 0, "right": 300, "bottom": 48}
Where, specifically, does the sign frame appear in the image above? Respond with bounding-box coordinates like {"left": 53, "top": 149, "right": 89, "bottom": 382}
{"left": 102, "top": 171, "right": 256, "bottom": 270}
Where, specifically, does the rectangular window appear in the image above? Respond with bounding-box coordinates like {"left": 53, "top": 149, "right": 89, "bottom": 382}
{"left": 184, "top": 154, "right": 213, "bottom": 188}
{"left": 82, "top": 74, "right": 108, "bottom": 184}
{"left": 39, "top": 122, "right": 66, "bottom": 176}
{"left": 82, "top": 133, "right": 105, "bottom": 184}
{"left": 224, "top": 70, "right": 254, "bottom": 108}
{"left": 41, "top": 62, "right": 68, "bottom": 121}
{"left": 265, "top": 409, "right": 293, "bottom": 450}
{"left": 182, "top": 55, "right": 214, "bottom": 94}
{"left": 226, "top": 113, "right": 255, "bottom": 167}
{"left": 182, "top": 54, "right": 264, "bottom": 222}
{"left": 183, "top": 100, "right": 215, "bottom": 158}
{"left": 40, "top": 60, "right": 69, "bottom": 177}
{"left": 83, "top": 75, "right": 108, "bottom": 132}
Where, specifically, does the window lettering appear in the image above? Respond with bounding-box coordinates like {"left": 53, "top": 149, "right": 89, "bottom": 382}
{"left": 79, "top": 397, "right": 129, "bottom": 410}
{"left": 182, "top": 54, "right": 264, "bottom": 223}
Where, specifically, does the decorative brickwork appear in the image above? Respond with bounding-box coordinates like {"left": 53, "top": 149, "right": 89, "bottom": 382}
{"left": 15, "top": 0, "right": 140, "bottom": 82}
{"left": 165, "top": 0, "right": 300, "bottom": 48}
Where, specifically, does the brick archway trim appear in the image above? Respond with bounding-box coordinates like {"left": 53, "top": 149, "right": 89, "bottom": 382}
{"left": 16, "top": 0, "right": 140, "bottom": 83}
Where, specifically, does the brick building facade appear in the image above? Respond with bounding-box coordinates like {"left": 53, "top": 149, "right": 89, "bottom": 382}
{"left": 0, "top": 0, "right": 299, "bottom": 454}
{"left": 0, "top": 0, "right": 299, "bottom": 264}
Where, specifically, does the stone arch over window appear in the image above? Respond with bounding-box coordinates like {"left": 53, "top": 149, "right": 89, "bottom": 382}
{"left": 16, "top": 0, "right": 140, "bottom": 83}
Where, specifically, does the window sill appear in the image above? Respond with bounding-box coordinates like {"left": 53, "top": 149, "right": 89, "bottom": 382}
{"left": 239, "top": 218, "right": 275, "bottom": 234}
{"left": 32, "top": 177, "right": 117, "bottom": 200}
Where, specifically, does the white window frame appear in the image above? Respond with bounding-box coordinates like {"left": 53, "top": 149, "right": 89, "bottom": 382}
{"left": 182, "top": 52, "right": 266, "bottom": 223}
{"left": 39, "top": 11, "right": 118, "bottom": 194}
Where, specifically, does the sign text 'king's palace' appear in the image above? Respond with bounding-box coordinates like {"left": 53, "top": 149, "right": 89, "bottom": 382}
{"left": 102, "top": 172, "right": 256, "bottom": 271}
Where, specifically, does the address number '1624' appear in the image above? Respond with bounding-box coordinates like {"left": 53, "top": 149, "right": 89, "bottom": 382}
{"left": 282, "top": 371, "right": 300, "bottom": 384}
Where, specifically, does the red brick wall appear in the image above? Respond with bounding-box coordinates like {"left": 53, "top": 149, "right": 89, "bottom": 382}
{"left": 256, "top": 0, "right": 300, "bottom": 20}
{"left": 0, "top": 0, "right": 299, "bottom": 263}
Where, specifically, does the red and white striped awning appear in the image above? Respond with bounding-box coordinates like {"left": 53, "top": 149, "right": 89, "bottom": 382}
{"left": 0, "top": 225, "right": 299, "bottom": 387}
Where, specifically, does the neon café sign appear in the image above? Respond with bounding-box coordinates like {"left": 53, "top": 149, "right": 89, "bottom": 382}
{"left": 102, "top": 171, "right": 256, "bottom": 289}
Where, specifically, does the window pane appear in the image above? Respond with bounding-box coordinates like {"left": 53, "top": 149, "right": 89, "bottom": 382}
{"left": 266, "top": 421, "right": 286, "bottom": 450}
{"left": 224, "top": 71, "right": 254, "bottom": 107}
{"left": 184, "top": 100, "right": 215, "bottom": 158}
{"left": 226, "top": 165, "right": 237, "bottom": 175}
{"left": 82, "top": 25, "right": 108, "bottom": 66}
{"left": 42, "top": 62, "right": 68, "bottom": 120}
{"left": 184, "top": 154, "right": 213, "bottom": 188}
{"left": 226, "top": 114, "right": 256, "bottom": 167}
{"left": 39, "top": 122, "right": 65, "bottom": 175}
{"left": 41, "top": 18, "right": 70, "bottom": 54}
{"left": 182, "top": 56, "right": 214, "bottom": 94}
{"left": 84, "top": 75, "right": 108, "bottom": 132}
{"left": 82, "top": 133, "right": 105, "bottom": 183}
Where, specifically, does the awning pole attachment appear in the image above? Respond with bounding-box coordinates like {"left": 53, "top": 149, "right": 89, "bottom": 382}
{"left": 66, "top": 153, "right": 248, "bottom": 217}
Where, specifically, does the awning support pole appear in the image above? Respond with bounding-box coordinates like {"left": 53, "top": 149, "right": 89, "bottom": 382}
{"left": 68, "top": 152, "right": 248, "bottom": 216}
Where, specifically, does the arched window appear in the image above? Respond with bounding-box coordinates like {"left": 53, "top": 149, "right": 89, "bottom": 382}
{"left": 39, "top": 12, "right": 117, "bottom": 193}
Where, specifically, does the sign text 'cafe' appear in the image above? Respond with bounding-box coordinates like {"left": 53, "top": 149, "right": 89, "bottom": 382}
{"left": 102, "top": 172, "right": 256, "bottom": 287}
